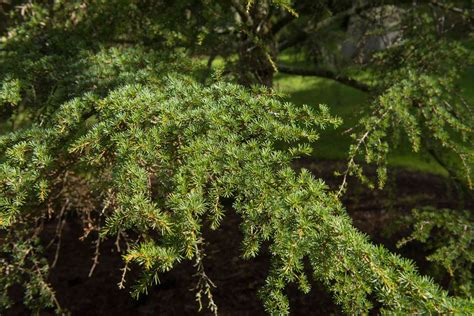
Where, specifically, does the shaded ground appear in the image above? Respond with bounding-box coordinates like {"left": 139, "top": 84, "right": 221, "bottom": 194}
{"left": 7, "top": 160, "right": 473, "bottom": 315}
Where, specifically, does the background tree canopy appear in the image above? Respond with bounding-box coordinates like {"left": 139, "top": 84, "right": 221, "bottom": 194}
{"left": 0, "top": 0, "right": 473, "bottom": 314}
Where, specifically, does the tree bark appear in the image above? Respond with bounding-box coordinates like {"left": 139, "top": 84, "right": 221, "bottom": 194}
{"left": 277, "top": 64, "right": 371, "bottom": 92}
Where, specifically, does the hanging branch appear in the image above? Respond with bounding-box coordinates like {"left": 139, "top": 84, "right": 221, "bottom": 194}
{"left": 277, "top": 64, "right": 372, "bottom": 92}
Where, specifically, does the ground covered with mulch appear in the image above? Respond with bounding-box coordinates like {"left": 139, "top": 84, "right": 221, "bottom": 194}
{"left": 7, "top": 159, "right": 473, "bottom": 315}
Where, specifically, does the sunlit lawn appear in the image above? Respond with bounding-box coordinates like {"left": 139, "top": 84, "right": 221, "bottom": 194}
{"left": 274, "top": 64, "right": 473, "bottom": 176}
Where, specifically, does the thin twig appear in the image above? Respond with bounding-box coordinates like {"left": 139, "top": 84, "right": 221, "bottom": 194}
{"left": 117, "top": 231, "right": 131, "bottom": 289}
{"left": 51, "top": 199, "right": 69, "bottom": 269}
{"left": 88, "top": 221, "right": 101, "bottom": 277}
{"left": 118, "top": 261, "right": 130, "bottom": 290}
{"left": 192, "top": 239, "right": 218, "bottom": 315}
{"left": 337, "top": 110, "right": 389, "bottom": 197}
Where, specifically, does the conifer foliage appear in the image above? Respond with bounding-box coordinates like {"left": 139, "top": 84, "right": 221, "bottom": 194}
{"left": 1, "top": 73, "right": 473, "bottom": 314}
{"left": 0, "top": 0, "right": 473, "bottom": 314}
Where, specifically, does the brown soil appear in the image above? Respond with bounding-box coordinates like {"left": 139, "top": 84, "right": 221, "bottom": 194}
{"left": 6, "top": 160, "right": 473, "bottom": 316}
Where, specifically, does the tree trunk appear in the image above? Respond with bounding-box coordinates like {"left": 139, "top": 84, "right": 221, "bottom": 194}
{"left": 237, "top": 42, "right": 276, "bottom": 87}
{"left": 235, "top": 2, "right": 277, "bottom": 88}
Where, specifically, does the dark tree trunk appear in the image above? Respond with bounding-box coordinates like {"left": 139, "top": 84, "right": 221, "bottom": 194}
{"left": 237, "top": 41, "right": 276, "bottom": 88}
{"left": 0, "top": 2, "right": 11, "bottom": 35}
{"left": 234, "top": 1, "right": 277, "bottom": 88}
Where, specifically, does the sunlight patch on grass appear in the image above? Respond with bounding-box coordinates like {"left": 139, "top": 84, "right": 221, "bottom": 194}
{"left": 273, "top": 72, "right": 460, "bottom": 176}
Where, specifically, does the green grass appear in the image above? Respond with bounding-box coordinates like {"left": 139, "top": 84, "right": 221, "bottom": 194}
{"left": 274, "top": 69, "right": 473, "bottom": 176}
{"left": 273, "top": 74, "right": 366, "bottom": 160}
{"left": 210, "top": 51, "right": 473, "bottom": 176}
